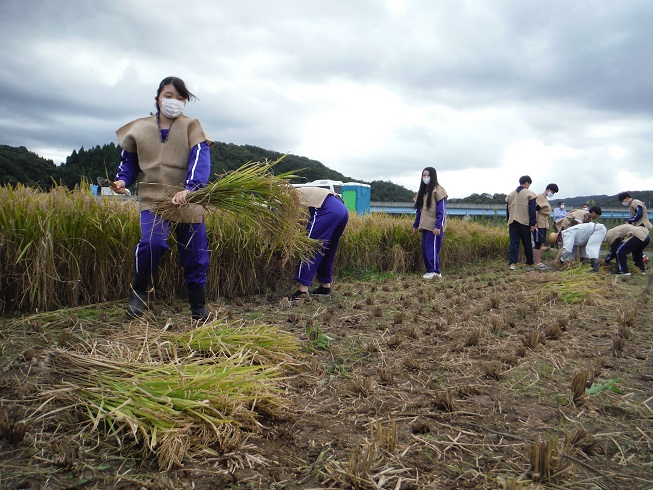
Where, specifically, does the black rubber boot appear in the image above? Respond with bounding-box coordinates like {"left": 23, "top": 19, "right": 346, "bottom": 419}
{"left": 188, "top": 287, "right": 209, "bottom": 320}
{"left": 590, "top": 258, "right": 600, "bottom": 273}
{"left": 126, "top": 273, "right": 150, "bottom": 318}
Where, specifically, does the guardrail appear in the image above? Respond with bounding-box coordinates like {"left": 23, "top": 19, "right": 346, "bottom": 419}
{"left": 370, "top": 202, "right": 652, "bottom": 220}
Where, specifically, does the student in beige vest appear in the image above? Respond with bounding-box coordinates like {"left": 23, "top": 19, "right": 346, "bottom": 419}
{"left": 289, "top": 187, "right": 349, "bottom": 301}
{"left": 505, "top": 175, "right": 536, "bottom": 270}
{"left": 617, "top": 192, "right": 652, "bottom": 230}
{"left": 412, "top": 167, "right": 448, "bottom": 279}
{"left": 533, "top": 183, "right": 559, "bottom": 269}
{"left": 111, "top": 76, "right": 214, "bottom": 320}
{"left": 554, "top": 206, "right": 602, "bottom": 234}
{"left": 601, "top": 223, "right": 651, "bottom": 275}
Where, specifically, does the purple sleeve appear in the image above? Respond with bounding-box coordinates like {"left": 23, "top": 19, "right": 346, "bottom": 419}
{"left": 115, "top": 148, "right": 140, "bottom": 187}
{"left": 413, "top": 209, "right": 421, "bottom": 229}
{"left": 184, "top": 142, "right": 211, "bottom": 191}
{"left": 435, "top": 198, "right": 446, "bottom": 229}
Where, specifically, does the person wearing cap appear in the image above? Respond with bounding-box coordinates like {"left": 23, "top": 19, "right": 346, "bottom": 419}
{"left": 555, "top": 222, "right": 607, "bottom": 272}
{"left": 505, "top": 175, "right": 537, "bottom": 270}
{"left": 533, "top": 183, "right": 559, "bottom": 269}
{"left": 600, "top": 223, "right": 650, "bottom": 275}
{"left": 617, "top": 192, "right": 652, "bottom": 230}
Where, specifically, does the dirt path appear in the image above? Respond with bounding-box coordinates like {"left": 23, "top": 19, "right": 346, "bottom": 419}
{"left": 1, "top": 262, "right": 652, "bottom": 489}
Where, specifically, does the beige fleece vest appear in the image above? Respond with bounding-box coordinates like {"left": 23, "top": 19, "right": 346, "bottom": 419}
{"left": 606, "top": 223, "right": 651, "bottom": 244}
{"left": 506, "top": 187, "right": 536, "bottom": 226}
{"left": 629, "top": 199, "right": 652, "bottom": 230}
{"left": 556, "top": 209, "right": 589, "bottom": 231}
{"left": 417, "top": 185, "right": 448, "bottom": 231}
{"left": 535, "top": 193, "right": 553, "bottom": 228}
{"left": 116, "top": 115, "right": 213, "bottom": 223}
{"left": 295, "top": 186, "right": 336, "bottom": 208}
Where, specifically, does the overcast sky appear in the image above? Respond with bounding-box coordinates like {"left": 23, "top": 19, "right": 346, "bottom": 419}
{"left": 1, "top": 0, "right": 652, "bottom": 198}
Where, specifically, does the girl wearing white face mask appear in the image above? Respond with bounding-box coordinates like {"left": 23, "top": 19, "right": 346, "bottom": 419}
{"left": 533, "top": 183, "right": 559, "bottom": 268}
{"left": 111, "top": 76, "right": 214, "bottom": 320}
{"left": 413, "top": 167, "right": 448, "bottom": 279}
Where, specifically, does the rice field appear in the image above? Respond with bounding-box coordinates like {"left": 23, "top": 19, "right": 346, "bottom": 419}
{"left": 1, "top": 182, "right": 652, "bottom": 489}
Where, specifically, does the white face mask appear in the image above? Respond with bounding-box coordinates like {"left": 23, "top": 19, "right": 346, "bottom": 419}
{"left": 546, "top": 191, "right": 554, "bottom": 198}
{"left": 622, "top": 201, "right": 629, "bottom": 207}
{"left": 560, "top": 204, "right": 565, "bottom": 209}
{"left": 159, "top": 98, "right": 185, "bottom": 118}
{"left": 422, "top": 177, "right": 431, "bottom": 185}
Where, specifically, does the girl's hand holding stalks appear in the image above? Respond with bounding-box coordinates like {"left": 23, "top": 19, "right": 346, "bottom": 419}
{"left": 172, "top": 189, "right": 191, "bottom": 206}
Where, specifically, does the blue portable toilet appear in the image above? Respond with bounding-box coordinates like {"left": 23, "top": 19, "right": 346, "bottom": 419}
{"left": 341, "top": 182, "right": 371, "bottom": 215}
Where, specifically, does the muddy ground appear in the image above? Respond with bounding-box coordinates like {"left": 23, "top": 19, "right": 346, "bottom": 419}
{"left": 1, "top": 260, "right": 652, "bottom": 489}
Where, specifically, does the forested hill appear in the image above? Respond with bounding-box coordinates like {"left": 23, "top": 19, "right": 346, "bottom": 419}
{"left": 448, "top": 191, "right": 653, "bottom": 209}
{"left": 0, "top": 145, "right": 58, "bottom": 188}
{"left": 2, "top": 144, "right": 651, "bottom": 206}
{"left": 0, "top": 143, "right": 416, "bottom": 201}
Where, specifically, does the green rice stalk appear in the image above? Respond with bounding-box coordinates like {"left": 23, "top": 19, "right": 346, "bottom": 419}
{"left": 540, "top": 267, "right": 609, "bottom": 304}
{"left": 165, "top": 318, "right": 300, "bottom": 364}
{"left": 152, "top": 158, "right": 320, "bottom": 266}
{"left": 39, "top": 348, "right": 290, "bottom": 469}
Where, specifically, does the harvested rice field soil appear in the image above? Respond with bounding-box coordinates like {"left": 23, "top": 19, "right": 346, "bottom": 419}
{"left": 1, "top": 261, "right": 652, "bottom": 489}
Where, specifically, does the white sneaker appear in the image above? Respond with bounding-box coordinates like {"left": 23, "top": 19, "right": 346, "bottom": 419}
{"left": 509, "top": 264, "right": 517, "bottom": 270}
{"left": 423, "top": 272, "right": 437, "bottom": 279}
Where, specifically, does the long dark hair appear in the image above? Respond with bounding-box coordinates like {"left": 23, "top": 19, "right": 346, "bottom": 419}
{"left": 414, "top": 167, "right": 438, "bottom": 210}
{"left": 154, "top": 76, "right": 198, "bottom": 111}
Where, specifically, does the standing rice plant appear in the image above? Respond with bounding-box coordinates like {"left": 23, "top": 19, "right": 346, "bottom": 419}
{"left": 0, "top": 184, "right": 139, "bottom": 312}
{"left": 1, "top": 180, "right": 521, "bottom": 312}
{"left": 336, "top": 214, "right": 420, "bottom": 274}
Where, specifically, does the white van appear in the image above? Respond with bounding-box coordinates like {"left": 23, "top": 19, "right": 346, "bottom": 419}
{"left": 292, "top": 179, "right": 343, "bottom": 196}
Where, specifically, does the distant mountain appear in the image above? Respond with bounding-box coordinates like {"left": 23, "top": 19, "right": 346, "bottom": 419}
{"left": 448, "top": 191, "right": 653, "bottom": 209}
{"left": 0, "top": 145, "right": 58, "bottom": 189}
{"left": 0, "top": 143, "right": 416, "bottom": 201}
{"left": 2, "top": 144, "right": 651, "bottom": 206}
{"left": 559, "top": 193, "right": 653, "bottom": 209}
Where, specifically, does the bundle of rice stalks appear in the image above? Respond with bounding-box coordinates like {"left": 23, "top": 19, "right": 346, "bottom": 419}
{"left": 164, "top": 318, "right": 300, "bottom": 365}
{"left": 153, "top": 158, "right": 319, "bottom": 266}
{"left": 540, "top": 267, "right": 609, "bottom": 305}
{"left": 37, "top": 348, "right": 289, "bottom": 470}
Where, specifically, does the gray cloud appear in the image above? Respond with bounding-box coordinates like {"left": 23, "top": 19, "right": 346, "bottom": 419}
{"left": 1, "top": 0, "right": 652, "bottom": 198}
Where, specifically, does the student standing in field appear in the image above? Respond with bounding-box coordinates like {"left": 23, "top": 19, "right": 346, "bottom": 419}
{"left": 617, "top": 192, "right": 652, "bottom": 230}
{"left": 552, "top": 201, "right": 567, "bottom": 223}
{"left": 533, "top": 183, "right": 559, "bottom": 269}
{"left": 601, "top": 223, "right": 650, "bottom": 275}
{"left": 111, "top": 76, "right": 213, "bottom": 320}
{"left": 505, "top": 175, "right": 536, "bottom": 270}
{"left": 413, "top": 167, "right": 448, "bottom": 279}
{"left": 289, "top": 186, "right": 349, "bottom": 301}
